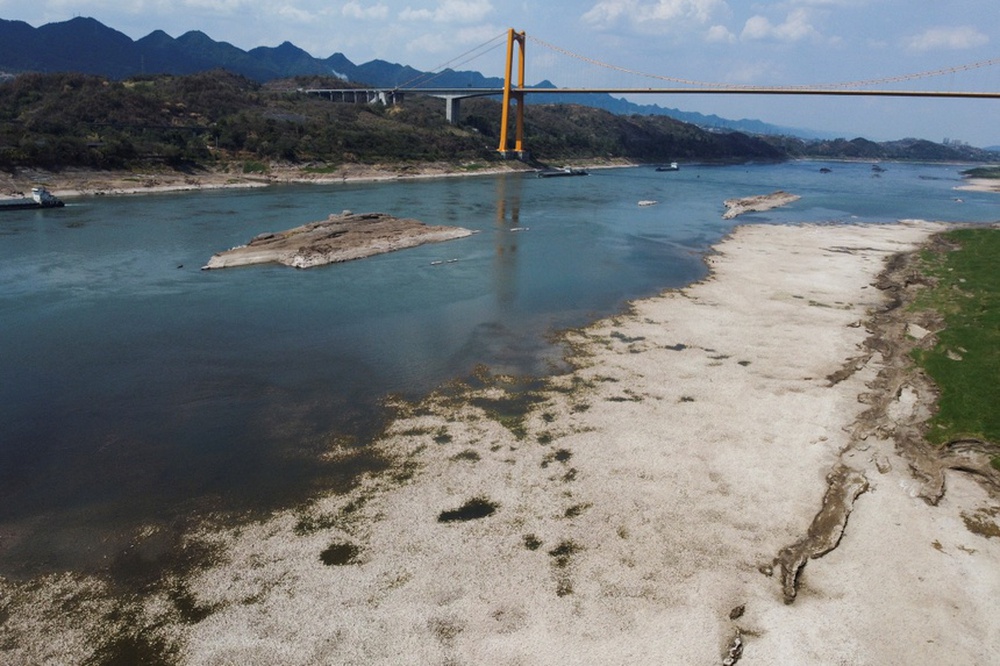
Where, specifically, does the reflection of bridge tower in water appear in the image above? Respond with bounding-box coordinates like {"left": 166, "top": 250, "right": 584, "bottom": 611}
{"left": 492, "top": 173, "right": 523, "bottom": 308}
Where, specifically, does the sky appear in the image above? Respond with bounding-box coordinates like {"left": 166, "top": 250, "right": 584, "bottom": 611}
{"left": 3, "top": 1, "right": 999, "bottom": 146}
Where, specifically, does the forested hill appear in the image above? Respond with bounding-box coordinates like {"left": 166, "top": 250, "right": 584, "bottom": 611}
{"left": 1, "top": 70, "right": 994, "bottom": 173}
{"left": 0, "top": 16, "right": 834, "bottom": 139}
{"left": 4, "top": 17, "right": 1000, "bottom": 150}
{"left": 0, "top": 71, "right": 786, "bottom": 171}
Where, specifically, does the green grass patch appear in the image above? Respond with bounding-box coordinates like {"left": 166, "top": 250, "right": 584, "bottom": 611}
{"left": 301, "top": 163, "right": 342, "bottom": 174}
{"left": 960, "top": 166, "right": 1000, "bottom": 179}
{"left": 910, "top": 228, "right": 1000, "bottom": 445}
{"left": 242, "top": 160, "right": 268, "bottom": 174}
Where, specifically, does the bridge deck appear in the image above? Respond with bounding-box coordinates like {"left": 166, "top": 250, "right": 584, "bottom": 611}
{"left": 306, "top": 86, "right": 1000, "bottom": 100}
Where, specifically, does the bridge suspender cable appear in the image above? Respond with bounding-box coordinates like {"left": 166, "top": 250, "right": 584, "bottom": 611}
{"left": 303, "top": 27, "right": 995, "bottom": 155}
{"left": 493, "top": 29, "right": 998, "bottom": 155}
{"left": 399, "top": 32, "right": 509, "bottom": 89}
{"left": 527, "top": 33, "right": 1000, "bottom": 90}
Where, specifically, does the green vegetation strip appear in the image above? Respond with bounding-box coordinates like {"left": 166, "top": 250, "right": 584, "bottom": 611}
{"left": 961, "top": 166, "right": 1000, "bottom": 179}
{"left": 910, "top": 228, "right": 1000, "bottom": 450}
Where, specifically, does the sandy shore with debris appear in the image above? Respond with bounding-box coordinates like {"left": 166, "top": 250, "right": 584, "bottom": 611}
{"left": 0, "top": 161, "right": 537, "bottom": 200}
{"left": 4, "top": 221, "right": 999, "bottom": 665}
{"left": 955, "top": 177, "right": 1000, "bottom": 194}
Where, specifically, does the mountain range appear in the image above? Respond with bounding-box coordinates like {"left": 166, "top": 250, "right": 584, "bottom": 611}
{"left": 0, "top": 16, "right": 828, "bottom": 139}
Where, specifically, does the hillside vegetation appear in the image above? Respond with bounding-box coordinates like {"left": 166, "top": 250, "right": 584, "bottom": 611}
{"left": 0, "top": 71, "right": 782, "bottom": 173}
{"left": 763, "top": 135, "right": 995, "bottom": 162}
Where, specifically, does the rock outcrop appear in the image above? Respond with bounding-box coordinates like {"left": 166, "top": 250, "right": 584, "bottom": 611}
{"left": 723, "top": 190, "right": 800, "bottom": 219}
{"left": 203, "top": 211, "right": 473, "bottom": 269}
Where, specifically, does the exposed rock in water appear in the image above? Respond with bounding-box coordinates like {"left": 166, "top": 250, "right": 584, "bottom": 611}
{"left": 202, "top": 211, "right": 473, "bottom": 269}
{"left": 722, "top": 191, "right": 800, "bottom": 219}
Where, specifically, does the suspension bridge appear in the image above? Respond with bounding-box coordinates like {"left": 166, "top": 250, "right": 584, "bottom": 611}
{"left": 302, "top": 29, "right": 1000, "bottom": 158}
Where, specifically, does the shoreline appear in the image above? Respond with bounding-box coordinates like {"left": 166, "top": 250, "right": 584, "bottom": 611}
{"left": 0, "top": 160, "right": 549, "bottom": 200}
{"left": 955, "top": 177, "right": 1000, "bottom": 193}
{"left": 3, "top": 159, "right": 995, "bottom": 201}
{"left": 5, "top": 220, "right": 998, "bottom": 664}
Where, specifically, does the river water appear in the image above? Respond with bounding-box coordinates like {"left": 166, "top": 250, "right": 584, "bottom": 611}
{"left": 0, "top": 161, "right": 996, "bottom": 576}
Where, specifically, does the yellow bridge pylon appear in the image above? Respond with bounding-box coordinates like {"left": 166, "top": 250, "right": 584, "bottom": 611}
{"left": 492, "top": 28, "right": 999, "bottom": 157}
{"left": 497, "top": 29, "right": 527, "bottom": 158}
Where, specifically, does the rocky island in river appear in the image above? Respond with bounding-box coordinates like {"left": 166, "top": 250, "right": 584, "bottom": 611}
{"left": 723, "top": 190, "right": 801, "bottom": 219}
{"left": 202, "top": 211, "right": 473, "bottom": 269}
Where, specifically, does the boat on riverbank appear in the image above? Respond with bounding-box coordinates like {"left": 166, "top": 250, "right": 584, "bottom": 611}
{"left": 0, "top": 187, "right": 65, "bottom": 211}
{"left": 537, "top": 167, "right": 588, "bottom": 178}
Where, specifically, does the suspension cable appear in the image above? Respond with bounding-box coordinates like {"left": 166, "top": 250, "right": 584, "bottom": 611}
{"left": 527, "top": 34, "right": 1000, "bottom": 91}
{"left": 399, "top": 32, "right": 509, "bottom": 88}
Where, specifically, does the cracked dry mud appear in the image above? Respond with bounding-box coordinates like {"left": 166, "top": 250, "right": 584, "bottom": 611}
{"left": 853, "top": 239, "right": 1000, "bottom": 502}
{"left": 774, "top": 465, "right": 870, "bottom": 604}
{"left": 772, "top": 229, "right": 1000, "bottom": 606}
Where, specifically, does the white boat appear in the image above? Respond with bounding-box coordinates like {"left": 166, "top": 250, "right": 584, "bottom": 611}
{"left": 32, "top": 187, "right": 64, "bottom": 206}
{"left": 0, "top": 187, "right": 65, "bottom": 211}
{"left": 655, "top": 162, "right": 679, "bottom": 172}
{"left": 537, "top": 167, "right": 588, "bottom": 178}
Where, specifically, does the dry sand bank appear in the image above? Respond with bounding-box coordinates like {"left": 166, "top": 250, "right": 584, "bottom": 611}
{"left": 955, "top": 177, "right": 1000, "bottom": 194}
{"left": 0, "top": 162, "right": 536, "bottom": 200}
{"left": 3, "top": 221, "right": 1000, "bottom": 665}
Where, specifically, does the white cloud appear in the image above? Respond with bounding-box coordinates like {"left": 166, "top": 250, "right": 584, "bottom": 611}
{"left": 581, "top": 0, "right": 630, "bottom": 23}
{"left": 725, "top": 60, "right": 779, "bottom": 84}
{"left": 706, "top": 24, "right": 736, "bottom": 43}
{"left": 582, "top": 0, "right": 728, "bottom": 28}
{"left": 741, "top": 8, "right": 820, "bottom": 42}
{"left": 400, "top": 0, "right": 494, "bottom": 23}
{"left": 904, "top": 26, "right": 989, "bottom": 52}
{"left": 406, "top": 23, "right": 501, "bottom": 55}
{"left": 45, "top": 0, "right": 251, "bottom": 14}
{"left": 400, "top": 7, "right": 434, "bottom": 20}
{"left": 276, "top": 5, "right": 320, "bottom": 23}
{"left": 787, "top": 0, "right": 865, "bottom": 5}
{"left": 342, "top": 2, "right": 390, "bottom": 20}
{"left": 179, "top": 0, "right": 249, "bottom": 11}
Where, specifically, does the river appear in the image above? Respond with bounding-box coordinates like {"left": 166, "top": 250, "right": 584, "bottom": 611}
{"left": 0, "top": 160, "right": 995, "bottom": 577}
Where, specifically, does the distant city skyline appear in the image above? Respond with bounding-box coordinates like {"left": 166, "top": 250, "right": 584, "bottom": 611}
{"left": 2, "top": 1, "right": 998, "bottom": 146}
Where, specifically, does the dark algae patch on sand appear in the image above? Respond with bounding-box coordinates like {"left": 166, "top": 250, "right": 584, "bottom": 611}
{"left": 438, "top": 497, "right": 499, "bottom": 523}
{"left": 320, "top": 542, "right": 361, "bottom": 566}
{"left": 909, "top": 228, "right": 1000, "bottom": 453}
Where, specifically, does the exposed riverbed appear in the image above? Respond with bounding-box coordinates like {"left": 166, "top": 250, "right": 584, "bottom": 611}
{"left": 5, "top": 220, "right": 1000, "bottom": 665}
{"left": 2, "top": 161, "right": 999, "bottom": 663}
